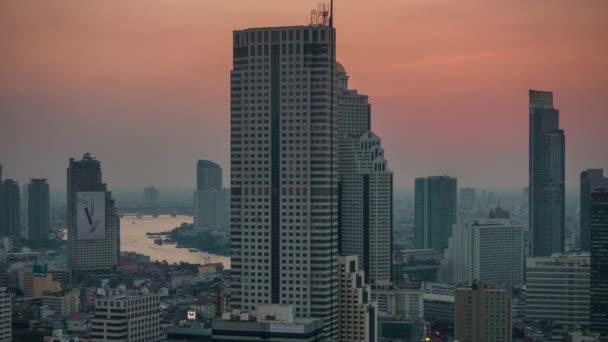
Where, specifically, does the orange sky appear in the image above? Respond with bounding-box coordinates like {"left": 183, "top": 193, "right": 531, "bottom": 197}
{"left": 1, "top": 0, "right": 607, "bottom": 191}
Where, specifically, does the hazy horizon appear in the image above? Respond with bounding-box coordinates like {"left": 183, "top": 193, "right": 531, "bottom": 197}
{"left": 2, "top": 0, "right": 607, "bottom": 191}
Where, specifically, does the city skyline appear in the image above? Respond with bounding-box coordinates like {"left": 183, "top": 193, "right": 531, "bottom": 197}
{"left": 2, "top": 0, "right": 607, "bottom": 190}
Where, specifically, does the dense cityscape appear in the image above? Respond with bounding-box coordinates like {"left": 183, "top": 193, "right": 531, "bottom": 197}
{"left": 1, "top": 1, "right": 607, "bottom": 342}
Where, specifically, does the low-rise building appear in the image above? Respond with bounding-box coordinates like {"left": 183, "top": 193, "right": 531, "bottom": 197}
{"left": 212, "top": 305, "right": 324, "bottom": 341}
{"left": 42, "top": 289, "right": 80, "bottom": 317}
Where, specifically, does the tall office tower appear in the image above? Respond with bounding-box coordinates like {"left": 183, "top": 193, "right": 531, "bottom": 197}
{"left": 415, "top": 176, "right": 457, "bottom": 249}
{"left": 459, "top": 187, "right": 476, "bottom": 211}
{"left": 92, "top": 293, "right": 162, "bottom": 342}
{"left": 339, "top": 132, "right": 393, "bottom": 286}
{"left": 67, "top": 153, "right": 119, "bottom": 284}
{"left": 338, "top": 255, "right": 377, "bottom": 342}
{"left": 439, "top": 219, "right": 524, "bottom": 288}
{"left": 529, "top": 89, "right": 565, "bottom": 256}
{"left": 526, "top": 253, "right": 590, "bottom": 329}
{"left": 336, "top": 62, "right": 392, "bottom": 287}
{"left": 20, "top": 183, "right": 28, "bottom": 235}
{"left": 580, "top": 169, "right": 608, "bottom": 251}
{"left": 590, "top": 189, "right": 608, "bottom": 335}
{"left": 28, "top": 179, "right": 50, "bottom": 241}
{"left": 194, "top": 189, "right": 230, "bottom": 229}
{"left": 143, "top": 186, "right": 160, "bottom": 207}
{"left": 230, "top": 25, "right": 338, "bottom": 339}
{"left": 0, "top": 287, "right": 10, "bottom": 342}
{"left": 454, "top": 283, "right": 512, "bottom": 342}
{"left": 0, "top": 179, "right": 20, "bottom": 239}
{"left": 197, "top": 160, "right": 223, "bottom": 191}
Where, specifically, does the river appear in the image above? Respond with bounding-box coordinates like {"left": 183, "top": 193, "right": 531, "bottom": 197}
{"left": 120, "top": 215, "right": 230, "bottom": 267}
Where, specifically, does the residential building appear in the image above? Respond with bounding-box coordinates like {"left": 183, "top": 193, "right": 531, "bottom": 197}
{"left": 415, "top": 176, "right": 457, "bottom": 249}
{"left": 0, "top": 179, "right": 20, "bottom": 239}
{"left": 529, "top": 89, "right": 565, "bottom": 256}
{"left": 590, "top": 189, "right": 608, "bottom": 335}
{"left": 42, "top": 289, "right": 80, "bottom": 317}
{"left": 194, "top": 189, "right": 230, "bottom": 229}
{"left": 229, "top": 25, "right": 339, "bottom": 338}
{"left": 580, "top": 169, "right": 608, "bottom": 251}
{"left": 439, "top": 219, "right": 524, "bottom": 288}
{"left": 23, "top": 271, "right": 62, "bottom": 298}
{"left": 91, "top": 293, "right": 162, "bottom": 342}
{"left": 454, "top": 282, "right": 512, "bottom": 342}
{"left": 28, "top": 179, "right": 50, "bottom": 241}
{"left": 338, "top": 255, "right": 377, "bottom": 342}
{"left": 67, "top": 153, "right": 119, "bottom": 284}
{"left": 0, "top": 287, "right": 10, "bottom": 342}
{"left": 197, "top": 160, "right": 222, "bottom": 191}
{"left": 212, "top": 305, "right": 324, "bottom": 341}
{"left": 526, "top": 253, "right": 590, "bottom": 329}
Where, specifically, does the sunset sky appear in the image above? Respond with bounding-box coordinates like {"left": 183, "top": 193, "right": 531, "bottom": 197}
{"left": 1, "top": 0, "right": 607, "bottom": 191}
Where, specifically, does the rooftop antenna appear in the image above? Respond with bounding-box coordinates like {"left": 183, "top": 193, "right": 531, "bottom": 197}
{"left": 329, "top": 0, "right": 334, "bottom": 28}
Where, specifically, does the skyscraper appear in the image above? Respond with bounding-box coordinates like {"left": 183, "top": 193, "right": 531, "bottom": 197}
{"left": 338, "top": 255, "right": 377, "bottom": 342}
{"left": 0, "top": 179, "right": 20, "bottom": 240}
{"left": 28, "top": 179, "right": 50, "bottom": 241}
{"left": 194, "top": 189, "right": 230, "bottom": 229}
{"left": 459, "top": 187, "right": 476, "bottom": 211}
{"left": 143, "top": 186, "right": 160, "bottom": 207}
{"left": 415, "top": 176, "right": 457, "bottom": 249}
{"left": 454, "top": 283, "right": 512, "bottom": 342}
{"left": 67, "top": 153, "right": 119, "bottom": 284}
{"left": 197, "top": 160, "right": 223, "bottom": 191}
{"left": 529, "top": 89, "right": 565, "bottom": 256}
{"left": 580, "top": 169, "right": 608, "bottom": 251}
{"left": 336, "top": 63, "right": 392, "bottom": 287}
{"left": 229, "top": 25, "right": 338, "bottom": 339}
{"left": 590, "top": 189, "right": 608, "bottom": 335}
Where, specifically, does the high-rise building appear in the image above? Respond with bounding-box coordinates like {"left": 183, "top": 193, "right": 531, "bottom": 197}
{"left": 143, "top": 186, "right": 159, "bottom": 208}
{"left": 590, "top": 189, "right": 608, "bottom": 335}
{"left": 526, "top": 253, "right": 590, "bottom": 329}
{"left": 229, "top": 25, "right": 339, "bottom": 339}
{"left": 580, "top": 169, "right": 608, "bottom": 252}
{"left": 336, "top": 62, "right": 370, "bottom": 137}
{"left": 454, "top": 282, "right": 512, "bottom": 342}
{"left": 91, "top": 293, "right": 162, "bottom": 342}
{"left": 28, "top": 179, "right": 50, "bottom": 241}
{"left": 194, "top": 189, "right": 230, "bottom": 229}
{"left": 197, "top": 160, "right": 223, "bottom": 191}
{"left": 529, "top": 89, "right": 565, "bottom": 256}
{"left": 460, "top": 187, "right": 476, "bottom": 211}
{"left": 338, "top": 255, "right": 377, "bottom": 342}
{"left": 439, "top": 219, "right": 524, "bottom": 288}
{"left": 339, "top": 131, "right": 392, "bottom": 286}
{"left": 0, "top": 287, "right": 10, "bottom": 342}
{"left": 67, "top": 153, "right": 119, "bottom": 284}
{"left": 415, "top": 176, "right": 457, "bottom": 249}
{"left": 0, "top": 179, "right": 20, "bottom": 240}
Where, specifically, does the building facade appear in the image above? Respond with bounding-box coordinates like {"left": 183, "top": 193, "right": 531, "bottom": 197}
{"left": 194, "top": 189, "right": 230, "bottom": 229}
{"left": 197, "top": 160, "right": 223, "bottom": 191}
{"left": 229, "top": 25, "right": 339, "bottom": 339}
{"left": 460, "top": 187, "right": 476, "bottom": 212}
{"left": 338, "top": 255, "right": 377, "bottom": 342}
{"left": 28, "top": 179, "right": 50, "bottom": 241}
{"left": 67, "top": 153, "right": 119, "bottom": 284}
{"left": 526, "top": 253, "right": 590, "bottom": 329}
{"left": 529, "top": 89, "right": 565, "bottom": 256}
{"left": 590, "top": 190, "right": 608, "bottom": 335}
{"left": 415, "top": 176, "right": 457, "bottom": 249}
{"left": 91, "top": 293, "right": 162, "bottom": 342}
{"left": 454, "top": 283, "right": 512, "bottom": 342}
{"left": 580, "top": 169, "right": 608, "bottom": 251}
{"left": 0, "top": 287, "right": 10, "bottom": 342}
{"left": 42, "top": 289, "right": 80, "bottom": 318}
{"left": 0, "top": 179, "right": 20, "bottom": 240}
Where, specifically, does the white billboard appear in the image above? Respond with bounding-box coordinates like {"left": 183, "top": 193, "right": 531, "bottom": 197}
{"left": 77, "top": 191, "right": 105, "bottom": 240}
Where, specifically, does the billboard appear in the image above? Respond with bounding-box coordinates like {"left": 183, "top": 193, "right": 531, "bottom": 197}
{"left": 77, "top": 191, "right": 105, "bottom": 240}
{"left": 187, "top": 310, "right": 196, "bottom": 320}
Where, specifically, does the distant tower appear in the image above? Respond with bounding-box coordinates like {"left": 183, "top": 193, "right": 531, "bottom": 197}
{"left": 580, "top": 169, "right": 608, "bottom": 251}
{"left": 0, "top": 179, "right": 20, "bottom": 240}
{"left": 197, "top": 160, "right": 222, "bottom": 191}
{"left": 67, "top": 153, "right": 119, "bottom": 284}
{"left": 529, "top": 89, "right": 565, "bottom": 256}
{"left": 590, "top": 189, "right": 608, "bottom": 334}
{"left": 415, "top": 176, "right": 457, "bottom": 249}
{"left": 28, "top": 179, "right": 50, "bottom": 241}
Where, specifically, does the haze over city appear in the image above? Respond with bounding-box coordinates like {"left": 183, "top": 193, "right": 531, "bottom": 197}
{"left": 2, "top": 0, "right": 607, "bottom": 190}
